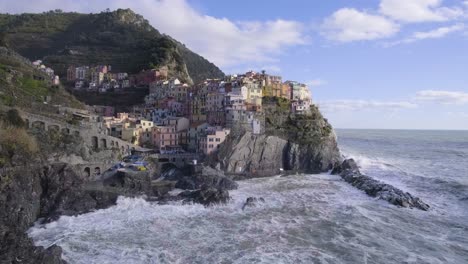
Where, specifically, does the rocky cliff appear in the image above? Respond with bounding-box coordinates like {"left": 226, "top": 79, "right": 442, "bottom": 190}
{"left": 213, "top": 97, "right": 342, "bottom": 178}
{"left": 0, "top": 109, "right": 123, "bottom": 263}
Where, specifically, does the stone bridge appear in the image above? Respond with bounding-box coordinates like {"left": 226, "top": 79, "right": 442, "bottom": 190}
{"left": 72, "top": 162, "right": 115, "bottom": 181}
{"left": 21, "top": 111, "right": 146, "bottom": 155}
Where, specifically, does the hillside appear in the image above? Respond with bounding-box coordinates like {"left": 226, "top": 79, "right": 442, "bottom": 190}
{"left": 0, "top": 46, "right": 84, "bottom": 110}
{"left": 0, "top": 9, "right": 224, "bottom": 84}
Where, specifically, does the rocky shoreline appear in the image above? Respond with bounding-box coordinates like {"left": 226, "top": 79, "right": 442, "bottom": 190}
{"left": 332, "top": 159, "right": 430, "bottom": 211}
{"left": 0, "top": 162, "right": 238, "bottom": 264}
{"left": 0, "top": 158, "right": 432, "bottom": 263}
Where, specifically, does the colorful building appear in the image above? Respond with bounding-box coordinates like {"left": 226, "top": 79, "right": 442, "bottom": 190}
{"left": 198, "top": 127, "right": 230, "bottom": 155}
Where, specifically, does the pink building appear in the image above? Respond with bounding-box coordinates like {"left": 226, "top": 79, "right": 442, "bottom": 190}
{"left": 199, "top": 127, "right": 230, "bottom": 155}
{"left": 66, "top": 66, "right": 76, "bottom": 81}
{"left": 152, "top": 125, "right": 178, "bottom": 151}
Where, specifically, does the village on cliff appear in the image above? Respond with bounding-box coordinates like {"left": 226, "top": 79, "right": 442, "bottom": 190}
{"left": 33, "top": 61, "right": 313, "bottom": 167}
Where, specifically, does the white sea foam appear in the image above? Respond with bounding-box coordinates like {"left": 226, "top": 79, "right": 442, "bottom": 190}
{"left": 28, "top": 173, "right": 468, "bottom": 264}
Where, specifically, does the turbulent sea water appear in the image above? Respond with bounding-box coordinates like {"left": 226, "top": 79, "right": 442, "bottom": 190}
{"left": 29, "top": 129, "right": 468, "bottom": 264}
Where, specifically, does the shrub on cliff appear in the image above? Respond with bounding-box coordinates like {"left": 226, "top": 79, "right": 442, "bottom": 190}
{"left": 2, "top": 108, "right": 26, "bottom": 128}
{"left": 0, "top": 122, "right": 38, "bottom": 167}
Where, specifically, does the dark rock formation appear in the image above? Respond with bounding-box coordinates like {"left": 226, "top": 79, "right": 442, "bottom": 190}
{"left": 178, "top": 185, "right": 230, "bottom": 206}
{"left": 0, "top": 164, "right": 162, "bottom": 263}
{"left": 174, "top": 165, "right": 238, "bottom": 191}
{"left": 242, "top": 197, "right": 265, "bottom": 210}
{"left": 332, "top": 159, "right": 430, "bottom": 211}
{"left": 101, "top": 170, "right": 152, "bottom": 195}
{"left": 213, "top": 130, "right": 341, "bottom": 178}
{"left": 0, "top": 164, "right": 77, "bottom": 263}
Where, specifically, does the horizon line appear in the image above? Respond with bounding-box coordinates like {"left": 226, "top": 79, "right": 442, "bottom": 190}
{"left": 335, "top": 127, "right": 468, "bottom": 131}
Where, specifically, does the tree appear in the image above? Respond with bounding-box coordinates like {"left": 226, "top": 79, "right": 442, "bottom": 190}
{"left": 0, "top": 31, "right": 8, "bottom": 47}
{"left": 4, "top": 109, "right": 25, "bottom": 128}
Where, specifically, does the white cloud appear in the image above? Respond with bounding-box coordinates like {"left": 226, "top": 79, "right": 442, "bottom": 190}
{"left": 321, "top": 8, "right": 400, "bottom": 42}
{"left": 379, "top": 0, "right": 463, "bottom": 23}
{"left": 306, "top": 79, "right": 328, "bottom": 87}
{"left": 385, "top": 23, "right": 465, "bottom": 46}
{"left": 317, "top": 100, "right": 418, "bottom": 112}
{"left": 415, "top": 90, "right": 468, "bottom": 104}
{"left": 411, "top": 23, "right": 465, "bottom": 38}
{"left": 0, "top": 0, "right": 306, "bottom": 68}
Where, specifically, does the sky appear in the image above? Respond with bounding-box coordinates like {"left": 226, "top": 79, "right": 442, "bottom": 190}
{"left": 1, "top": 0, "right": 468, "bottom": 130}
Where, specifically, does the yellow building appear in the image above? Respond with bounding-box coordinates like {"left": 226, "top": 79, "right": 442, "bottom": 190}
{"left": 122, "top": 127, "right": 141, "bottom": 145}
{"left": 246, "top": 82, "right": 262, "bottom": 105}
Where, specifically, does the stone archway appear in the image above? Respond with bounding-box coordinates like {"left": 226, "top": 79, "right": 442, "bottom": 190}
{"left": 83, "top": 167, "right": 91, "bottom": 178}
{"left": 31, "top": 121, "right": 46, "bottom": 131}
{"left": 94, "top": 167, "right": 101, "bottom": 176}
{"left": 100, "top": 138, "right": 107, "bottom": 149}
{"left": 48, "top": 124, "right": 60, "bottom": 132}
{"left": 91, "top": 136, "right": 98, "bottom": 149}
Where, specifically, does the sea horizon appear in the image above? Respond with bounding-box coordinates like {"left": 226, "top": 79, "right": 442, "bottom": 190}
{"left": 336, "top": 127, "right": 468, "bottom": 132}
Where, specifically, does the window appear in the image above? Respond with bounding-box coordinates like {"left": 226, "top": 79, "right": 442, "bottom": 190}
{"left": 216, "top": 138, "right": 221, "bottom": 142}
{"left": 209, "top": 144, "right": 213, "bottom": 148}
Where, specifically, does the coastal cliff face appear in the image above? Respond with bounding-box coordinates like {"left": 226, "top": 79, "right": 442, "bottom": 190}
{"left": 0, "top": 164, "right": 83, "bottom": 264}
{"left": 213, "top": 98, "right": 342, "bottom": 178}
{"left": 0, "top": 110, "right": 121, "bottom": 263}
{"left": 216, "top": 131, "right": 341, "bottom": 178}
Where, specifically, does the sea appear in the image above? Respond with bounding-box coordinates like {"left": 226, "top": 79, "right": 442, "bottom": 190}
{"left": 28, "top": 129, "right": 468, "bottom": 264}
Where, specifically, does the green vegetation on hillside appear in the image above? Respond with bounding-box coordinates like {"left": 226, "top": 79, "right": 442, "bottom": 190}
{"left": 0, "top": 9, "right": 224, "bottom": 84}
{"left": 263, "top": 96, "right": 334, "bottom": 145}
{"left": 0, "top": 46, "right": 84, "bottom": 110}
{"left": 70, "top": 88, "right": 149, "bottom": 113}
{"left": 0, "top": 109, "right": 38, "bottom": 168}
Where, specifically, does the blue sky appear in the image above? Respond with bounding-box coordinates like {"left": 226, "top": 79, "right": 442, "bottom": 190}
{"left": 1, "top": 0, "right": 468, "bottom": 130}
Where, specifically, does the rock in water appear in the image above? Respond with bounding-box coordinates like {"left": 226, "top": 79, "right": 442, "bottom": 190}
{"left": 332, "top": 159, "right": 430, "bottom": 211}
{"left": 242, "top": 197, "right": 265, "bottom": 210}
{"left": 178, "top": 185, "right": 230, "bottom": 206}
{"left": 175, "top": 165, "right": 238, "bottom": 191}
